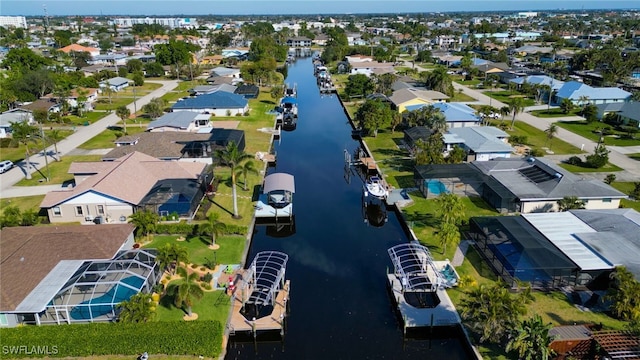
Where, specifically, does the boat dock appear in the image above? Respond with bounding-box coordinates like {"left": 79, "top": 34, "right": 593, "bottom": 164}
{"left": 228, "top": 279, "right": 291, "bottom": 335}
{"left": 387, "top": 274, "right": 460, "bottom": 329}
{"left": 256, "top": 151, "right": 276, "bottom": 164}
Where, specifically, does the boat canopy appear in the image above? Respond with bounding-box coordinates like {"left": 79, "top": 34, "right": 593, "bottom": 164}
{"left": 281, "top": 96, "right": 297, "bottom": 105}
{"left": 263, "top": 173, "right": 296, "bottom": 193}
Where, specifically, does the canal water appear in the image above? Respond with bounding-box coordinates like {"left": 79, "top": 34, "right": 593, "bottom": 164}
{"left": 225, "top": 56, "right": 474, "bottom": 359}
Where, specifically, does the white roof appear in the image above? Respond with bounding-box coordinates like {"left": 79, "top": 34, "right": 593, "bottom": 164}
{"left": 15, "top": 260, "right": 85, "bottom": 313}
{"left": 522, "top": 212, "right": 614, "bottom": 271}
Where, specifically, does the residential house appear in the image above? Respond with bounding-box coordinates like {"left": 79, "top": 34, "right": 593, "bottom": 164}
{"left": 221, "top": 48, "right": 249, "bottom": 59}
{"left": 286, "top": 37, "right": 312, "bottom": 47}
{"left": 444, "top": 126, "right": 513, "bottom": 161}
{"left": 469, "top": 208, "right": 640, "bottom": 290}
{"left": 349, "top": 61, "right": 395, "bottom": 77}
{"left": 89, "top": 54, "right": 128, "bottom": 66}
{"left": 100, "top": 77, "right": 132, "bottom": 92}
{"left": 430, "top": 102, "right": 481, "bottom": 128}
{"left": 188, "top": 84, "right": 237, "bottom": 96}
{"left": 171, "top": 91, "right": 249, "bottom": 116}
{"left": 103, "top": 130, "right": 245, "bottom": 162}
{"left": 0, "top": 109, "right": 35, "bottom": 138}
{"left": 40, "top": 151, "right": 210, "bottom": 223}
{"left": 199, "top": 55, "right": 223, "bottom": 65}
{"left": 43, "top": 88, "right": 100, "bottom": 112}
{"left": 554, "top": 81, "right": 632, "bottom": 106}
{"left": 58, "top": 43, "right": 100, "bottom": 57}
{"left": 0, "top": 224, "right": 157, "bottom": 326}
{"left": 18, "top": 99, "right": 62, "bottom": 115}
{"left": 210, "top": 67, "right": 242, "bottom": 78}
{"left": 146, "top": 112, "right": 211, "bottom": 132}
{"left": 389, "top": 88, "right": 449, "bottom": 113}
{"left": 595, "top": 102, "right": 640, "bottom": 127}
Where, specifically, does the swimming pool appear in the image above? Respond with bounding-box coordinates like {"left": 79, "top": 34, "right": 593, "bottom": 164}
{"left": 70, "top": 276, "right": 145, "bottom": 320}
{"left": 426, "top": 179, "right": 448, "bottom": 196}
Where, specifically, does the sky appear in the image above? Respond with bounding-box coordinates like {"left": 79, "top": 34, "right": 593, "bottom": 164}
{"left": 1, "top": 0, "right": 638, "bottom": 16}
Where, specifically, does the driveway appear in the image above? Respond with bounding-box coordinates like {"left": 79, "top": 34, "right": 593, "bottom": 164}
{"left": 0, "top": 80, "right": 180, "bottom": 197}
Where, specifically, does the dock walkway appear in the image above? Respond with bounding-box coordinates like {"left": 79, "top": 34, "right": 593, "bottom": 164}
{"left": 228, "top": 279, "right": 290, "bottom": 335}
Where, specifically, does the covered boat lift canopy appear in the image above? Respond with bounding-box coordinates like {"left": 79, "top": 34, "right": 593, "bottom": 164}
{"left": 239, "top": 251, "right": 289, "bottom": 307}
{"left": 263, "top": 173, "right": 295, "bottom": 194}
{"left": 388, "top": 243, "right": 443, "bottom": 292}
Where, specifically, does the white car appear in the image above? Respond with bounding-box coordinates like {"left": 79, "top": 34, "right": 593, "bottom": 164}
{"left": 0, "top": 160, "right": 14, "bottom": 174}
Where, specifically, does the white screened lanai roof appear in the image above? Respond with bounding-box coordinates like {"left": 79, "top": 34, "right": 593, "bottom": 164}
{"left": 522, "top": 212, "right": 614, "bottom": 271}
{"left": 263, "top": 173, "right": 295, "bottom": 194}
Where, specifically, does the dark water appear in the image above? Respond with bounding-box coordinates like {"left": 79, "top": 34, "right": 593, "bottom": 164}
{"left": 225, "top": 56, "right": 474, "bottom": 360}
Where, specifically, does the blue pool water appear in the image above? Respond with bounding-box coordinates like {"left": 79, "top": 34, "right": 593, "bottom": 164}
{"left": 70, "top": 276, "right": 145, "bottom": 320}
{"left": 426, "top": 179, "right": 448, "bottom": 195}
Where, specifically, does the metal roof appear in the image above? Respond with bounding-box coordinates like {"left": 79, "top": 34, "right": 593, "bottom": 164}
{"left": 387, "top": 243, "right": 444, "bottom": 292}
{"left": 522, "top": 212, "right": 614, "bottom": 271}
{"left": 15, "top": 260, "right": 85, "bottom": 313}
{"left": 171, "top": 91, "right": 248, "bottom": 110}
{"left": 263, "top": 173, "right": 295, "bottom": 193}
{"left": 447, "top": 127, "right": 513, "bottom": 154}
{"left": 244, "top": 251, "right": 288, "bottom": 306}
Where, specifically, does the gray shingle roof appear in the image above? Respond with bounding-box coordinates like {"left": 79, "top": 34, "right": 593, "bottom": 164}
{"left": 447, "top": 127, "right": 512, "bottom": 154}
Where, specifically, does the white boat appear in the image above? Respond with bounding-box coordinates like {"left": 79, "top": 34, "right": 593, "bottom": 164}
{"left": 365, "top": 176, "right": 387, "bottom": 199}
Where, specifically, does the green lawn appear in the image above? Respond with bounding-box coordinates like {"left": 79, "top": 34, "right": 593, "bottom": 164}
{"left": 61, "top": 111, "right": 108, "bottom": 126}
{"left": 155, "top": 290, "right": 231, "bottom": 324}
{"left": 555, "top": 121, "right": 640, "bottom": 147}
{"left": 455, "top": 79, "right": 481, "bottom": 86}
{"left": 450, "top": 91, "right": 475, "bottom": 102}
{"left": 143, "top": 235, "right": 245, "bottom": 267}
{"left": 485, "top": 91, "right": 535, "bottom": 107}
{"left": 93, "top": 97, "right": 137, "bottom": 111}
{"left": 491, "top": 120, "right": 583, "bottom": 155}
{"left": 559, "top": 162, "right": 623, "bottom": 173}
{"left": 530, "top": 108, "right": 581, "bottom": 118}
{"left": 0, "top": 195, "right": 45, "bottom": 216}
{"left": 610, "top": 182, "right": 640, "bottom": 212}
{"left": 629, "top": 153, "right": 640, "bottom": 161}
{"left": 78, "top": 126, "right": 147, "bottom": 150}
{"left": 15, "top": 155, "right": 103, "bottom": 186}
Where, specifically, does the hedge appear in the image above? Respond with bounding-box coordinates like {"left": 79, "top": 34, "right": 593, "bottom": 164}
{"left": 0, "top": 321, "right": 222, "bottom": 358}
{"left": 155, "top": 222, "right": 247, "bottom": 236}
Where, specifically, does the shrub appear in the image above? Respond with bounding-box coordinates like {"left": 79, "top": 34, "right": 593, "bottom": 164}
{"left": 202, "top": 273, "right": 213, "bottom": 283}
{"left": 565, "top": 156, "right": 583, "bottom": 166}
{"left": 235, "top": 112, "right": 242, "bottom": 116}
{"left": 190, "top": 263, "right": 198, "bottom": 269}
{"left": 0, "top": 321, "right": 222, "bottom": 358}
{"left": 155, "top": 222, "right": 196, "bottom": 235}
{"left": 529, "top": 148, "right": 545, "bottom": 157}
{"left": 203, "top": 283, "right": 212, "bottom": 290}
{"left": 204, "top": 257, "right": 217, "bottom": 270}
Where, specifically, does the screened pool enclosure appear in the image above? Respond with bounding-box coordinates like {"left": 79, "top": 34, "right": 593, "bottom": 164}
{"left": 37, "top": 249, "right": 160, "bottom": 325}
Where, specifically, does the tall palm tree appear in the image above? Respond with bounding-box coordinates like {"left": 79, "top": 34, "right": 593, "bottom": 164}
{"left": 578, "top": 95, "right": 590, "bottom": 112}
{"left": 437, "top": 221, "right": 459, "bottom": 255}
{"left": 434, "top": 193, "right": 465, "bottom": 226}
{"left": 544, "top": 123, "right": 558, "bottom": 149}
{"left": 199, "top": 212, "right": 226, "bottom": 247}
{"left": 157, "top": 243, "right": 189, "bottom": 275}
{"left": 117, "top": 293, "right": 155, "bottom": 323}
{"left": 115, "top": 106, "right": 130, "bottom": 135}
{"left": 508, "top": 97, "right": 526, "bottom": 130}
{"left": 422, "top": 66, "right": 454, "bottom": 96}
{"left": 506, "top": 314, "right": 554, "bottom": 360}
{"left": 47, "top": 129, "right": 64, "bottom": 161}
{"left": 171, "top": 266, "right": 204, "bottom": 317}
{"left": 129, "top": 210, "right": 159, "bottom": 242}
{"left": 10, "top": 120, "right": 39, "bottom": 180}
{"left": 214, "top": 141, "right": 253, "bottom": 219}
{"left": 606, "top": 266, "right": 640, "bottom": 321}
{"left": 499, "top": 106, "right": 510, "bottom": 125}
{"left": 236, "top": 160, "right": 258, "bottom": 191}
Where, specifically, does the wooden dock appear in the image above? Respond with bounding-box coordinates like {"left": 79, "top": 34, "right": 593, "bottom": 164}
{"left": 358, "top": 157, "right": 377, "bottom": 170}
{"left": 256, "top": 152, "right": 276, "bottom": 164}
{"left": 228, "top": 280, "right": 290, "bottom": 335}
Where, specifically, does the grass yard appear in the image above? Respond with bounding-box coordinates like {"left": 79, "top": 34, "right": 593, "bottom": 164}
{"left": 155, "top": 289, "right": 231, "bottom": 324}
{"left": 530, "top": 108, "right": 581, "bottom": 118}
{"left": 15, "top": 155, "right": 103, "bottom": 186}
{"left": 555, "top": 121, "right": 640, "bottom": 147}
{"left": 62, "top": 111, "right": 108, "bottom": 126}
{"left": 455, "top": 79, "right": 481, "bottom": 86}
{"left": 629, "top": 153, "right": 640, "bottom": 161}
{"left": 0, "top": 195, "right": 45, "bottom": 216}
{"left": 492, "top": 120, "right": 583, "bottom": 155}
{"left": 78, "top": 126, "right": 147, "bottom": 150}
{"left": 485, "top": 90, "right": 535, "bottom": 107}
{"left": 610, "top": 182, "right": 640, "bottom": 211}
{"left": 559, "top": 162, "right": 623, "bottom": 173}
{"left": 144, "top": 235, "right": 245, "bottom": 267}
{"left": 450, "top": 91, "right": 476, "bottom": 102}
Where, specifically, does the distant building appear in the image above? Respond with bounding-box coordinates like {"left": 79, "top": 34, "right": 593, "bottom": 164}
{"left": 111, "top": 17, "right": 197, "bottom": 29}
{"left": 0, "top": 16, "right": 27, "bottom": 28}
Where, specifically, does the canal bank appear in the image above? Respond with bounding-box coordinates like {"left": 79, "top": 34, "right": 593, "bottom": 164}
{"left": 224, "top": 55, "right": 477, "bottom": 360}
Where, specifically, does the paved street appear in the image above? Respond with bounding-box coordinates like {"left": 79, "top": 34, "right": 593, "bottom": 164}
{"left": 0, "top": 80, "right": 180, "bottom": 197}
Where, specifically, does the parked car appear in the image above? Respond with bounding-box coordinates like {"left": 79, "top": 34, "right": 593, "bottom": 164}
{"left": 0, "top": 160, "right": 14, "bottom": 174}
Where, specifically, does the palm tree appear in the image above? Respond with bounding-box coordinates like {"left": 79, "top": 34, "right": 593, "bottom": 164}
{"left": 508, "top": 97, "right": 526, "bottom": 130}
{"left": 199, "top": 212, "right": 226, "bottom": 248}
{"left": 236, "top": 160, "right": 258, "bottom": 191}
{"left": 115, "top": 105, "right": 130, "bottom": 135}
{"left": 544, "top": 123, "right": 558, "bottom": 149}
{"left": 117, "top": 293, "right": 156, "bottom": 323}
{"left": 434, "top": 193, "right": 465, "bottom": 226}
{"left": 10, "top": 120, "right": 39, "bottom": 180}
{"left": 437, "top": 221, "right": 459, "bottom": 255}
{"left": 171, "top": 266, "right": 204, "bottom": 317}
{"left": 102, "top": 86, "right": 114, "bottom": 105}
{"left": 499, "top": 106, "right": 510, "bottom": 125}
{"left": 129, "top": 210, "right": 160, "bottom": 242}
{"left": 157, "top": 243, "right": 189, "bottom": 275}
{"left": 214, "top": 141, "right": 253, "bottom": 219}
{"left": 578, "top": 95, "right": 590, "bottom": 113}
{"left": 156, "top": 244, "right": 174, "bottom": 274}
{"left": 422, "top": 66, "right": 454, "bottom": 96}
{"left": 557, "top": 196, "right": 586, "bottom": 211}
{"left": 606, "top": 266, "right": 640, "bottom": 321}
{"left": 506, "top": 314, "right": 554, "bottom": 360}
{"left": 47, "top": 129, "right": 64, "bottom": 161}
